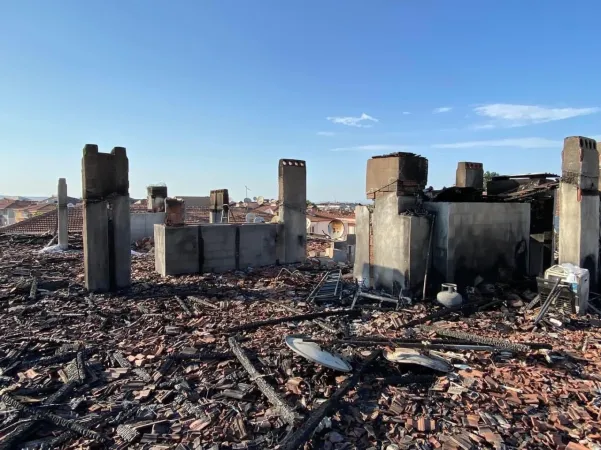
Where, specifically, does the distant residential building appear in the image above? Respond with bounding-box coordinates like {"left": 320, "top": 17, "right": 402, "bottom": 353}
{"left": 14, "top": 203, "right": 57, "bottom": 222}
{"left": 0, "top": 199, "right": 37, "bottom": 226}
{"left": 38, "top": 195, "right": 81, "bottom": 205}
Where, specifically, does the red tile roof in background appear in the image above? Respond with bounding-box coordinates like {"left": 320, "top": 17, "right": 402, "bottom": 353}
{"left": 0, "top": 205, "right": 83, "bottom": 235}
{"left": 0, "top": 204, "right": 278, "bottom": 235}
{"left": 0, "top": 199, "right": 37, "bottom": 210}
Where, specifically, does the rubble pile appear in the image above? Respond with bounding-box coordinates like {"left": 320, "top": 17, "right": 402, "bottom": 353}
{"left": 306, "top": 238, "right": 331, "bottom": 257}
{"left": 133, "top": 237, "right": 154, "bottom": 253}
{"left": 1, "top": 234, "right": 601, "bottom": 449}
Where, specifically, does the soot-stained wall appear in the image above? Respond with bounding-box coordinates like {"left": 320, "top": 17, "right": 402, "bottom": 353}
{"left": 424, "top": 202, "right": 530, "bottom": 289}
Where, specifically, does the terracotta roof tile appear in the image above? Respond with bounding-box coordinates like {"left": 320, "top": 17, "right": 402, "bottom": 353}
{"left": 0, "top": 199, "right": 36, "bottom": 210}
{"left": 0, "top": 204, "right": 277, "bottom": 235}
{"left": 0, "top": 205, "right": 82, "bottom": 235}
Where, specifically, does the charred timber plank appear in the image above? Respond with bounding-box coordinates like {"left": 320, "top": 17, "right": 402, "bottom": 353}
{"left": 228, "top": 337, "right": 299, "bottom": 426}
{"left": 0, "top": 380, "right": 79, "bottom": 449}
{"left": 187, "top": 296, "right": 218, "bottom": 310}
{"left": 45, "top": 413, "right": 109, "bottom": 449}
{"left": 223, "top": 309, "right": 360, "bottom": 334}
{"left": 17, "top": 349, "right": 94, "bottom": 371}
{"left": 278, "top": 351, "right": 379, "bottom": 450}
{"left": 175, "top": 296, "right": 194, "bottom": 316}
{"left": 0, "top": 393, "right": 107, "bottom": 443}
{"left": 423, "top": 327, "right": 531, "bottom": 353}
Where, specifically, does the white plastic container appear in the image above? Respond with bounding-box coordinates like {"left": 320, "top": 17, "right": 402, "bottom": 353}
{"left": 544, "top": 263, "right": 589, "bottom": 315}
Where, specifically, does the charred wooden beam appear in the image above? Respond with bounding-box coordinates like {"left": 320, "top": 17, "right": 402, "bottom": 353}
{"left": 175, "top": 296, "right": 194, "bottom": 317}
{"left": 278, "top": 351, "right": 379, "bottom": 450}
{"left": 0, "top": 393, "right": 107, "bottom": 443}
{"left": 422, "top": 327, "right": 531, "bottom": 353}
{"left": 187, "top": 296, "right": 218, "bottom": 310}
{"left": 228, "top": 337, "right": 300, "bottom": 426}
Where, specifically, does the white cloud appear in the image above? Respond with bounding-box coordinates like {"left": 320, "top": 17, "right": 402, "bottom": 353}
{"left": 432, "top": 137, "right": 560, "bottom": 150}
{"left": 317, "top": 131, "right": 335, "bottom": 136}
{"left": 326, "top": 113, "right": 379, "bottom": 128}
{"left": 330, "top": 144, "right": 412, "bottom": 152}
{"left": 433, "top": 107, "right": 453, "bottom": 114}
{"left": 402, "top": 111, "right": 411, "bottom": 115}
{"left": 473, "top": 103, "right": 600, "bottom": 128}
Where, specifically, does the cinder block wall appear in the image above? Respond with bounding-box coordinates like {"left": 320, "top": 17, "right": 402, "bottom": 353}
{"left": 154, "top": 223, "right": 282, "bottom": 276}
{"left": 131, "top": 213, "right": 166, "bottom": 242}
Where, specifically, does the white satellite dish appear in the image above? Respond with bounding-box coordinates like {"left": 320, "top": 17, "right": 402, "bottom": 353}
{"left": 306, "top": 217, "right": 311, "bottom": 231}
{"left": 270, "top": 215, "right": 280, "bottom": 223}
{"left": 257, "top": 196, "right": 264, "bottom": 206}
{"left": 254, "top": 216, "right": 265, "bottom": 223}
{"left": 244, "top": 197, "right": 252, "bottom": 203}
{"left": 245, "top": 213, "right": 257, "bottom": 223}
{"left": 67, "top": 203, "right": 75, "bottom": 208}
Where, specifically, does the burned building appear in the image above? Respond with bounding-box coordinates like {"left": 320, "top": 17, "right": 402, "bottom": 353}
{"left": 355, "top": 153, "right": 531, "bottom": 297}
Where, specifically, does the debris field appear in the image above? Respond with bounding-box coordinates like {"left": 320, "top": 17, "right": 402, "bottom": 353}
{"left": 1, "top": 234, "right": 601, "bottom": 450}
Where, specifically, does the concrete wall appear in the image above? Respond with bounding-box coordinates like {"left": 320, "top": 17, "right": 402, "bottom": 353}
{"left": 155, "top": 223, "right": 281, "bottom": 276}
{"left": 372, "top": 193, "right": 430, "bottom": 294}
{"left": 154, "top": 224, "right": 200, "bottom": 276}
{"left": 353, "top": 206, "right": 371, "bottom": 285}
{"left": 200, "top": 224, "right": 237, "bottom": 273}
{"left": 424, "top": 202, "right": 530, "bottom": 288}
{"left": 131, "top": 212, "right": 166, "bottom": 242}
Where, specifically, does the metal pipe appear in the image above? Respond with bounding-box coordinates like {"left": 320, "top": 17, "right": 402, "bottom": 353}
{"left": 423, "top": 214, "right": 436, "bottom": 300}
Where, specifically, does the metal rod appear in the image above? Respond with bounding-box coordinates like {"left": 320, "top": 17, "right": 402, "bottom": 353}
{"left": 300, "top": 338, "right": 496, "bottom": 352}
{"left": 306, "top": 272, "right": 328, "bottom": 303}
{"left": 423, "top": 214, "right": 436, "bottom": 300}
{"left": 358, "top": 291, "right": 399, "bottom": 304}
{"left": 265, "top": 300, "right": 339, "bottom": 334}
{"left": 223, "top": 309, "right": 360, "bottom": 334}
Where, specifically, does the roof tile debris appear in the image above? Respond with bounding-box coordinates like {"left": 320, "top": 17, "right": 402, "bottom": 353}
{"left": 1, "top": 235, "right": 601, "bottom": 449}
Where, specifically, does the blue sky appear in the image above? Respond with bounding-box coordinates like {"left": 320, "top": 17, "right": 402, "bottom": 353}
{"left": 1, "top": 1, "right": 600, "bottom": 202}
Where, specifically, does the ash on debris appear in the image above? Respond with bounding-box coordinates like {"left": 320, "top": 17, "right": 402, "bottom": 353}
{"left": 1, "top": 233, "right": 601, "bottom": 450}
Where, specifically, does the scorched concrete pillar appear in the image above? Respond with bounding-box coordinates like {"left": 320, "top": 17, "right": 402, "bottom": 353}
{"left": 147, "top": 185, "right": 167, "bottom": 212}
{"left": 165, "top": 198, "right": 186, "bottom": 226}
{"left": 456, "top": 162, "right": 484, "bottom": 189}
{"left": 57, "top": 178, "right": 68, "bottom": 250}
{"left": 558, "top": 136, "right": 599, "bottom": 288}
{"left": 82, "top": 144, "right": 131, "bottom": 292}
{"left": 209, "top": 189, "right": 229, "bottom": 223}
{"left": 278, "top": 159, "right": 307, "bottom": 263}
